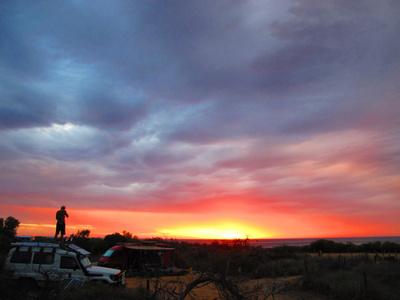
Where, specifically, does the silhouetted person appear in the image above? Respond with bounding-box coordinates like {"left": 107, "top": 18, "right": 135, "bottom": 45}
{"left": 54, "top": 206, "right": 69, "bottom": 243}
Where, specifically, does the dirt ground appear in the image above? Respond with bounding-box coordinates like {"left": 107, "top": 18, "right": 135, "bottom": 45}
{"left": 126, "top": 273, "right": 331, "bottom": 299}
{"left": 124, "top": 252, "right": 393, "bottom": 299}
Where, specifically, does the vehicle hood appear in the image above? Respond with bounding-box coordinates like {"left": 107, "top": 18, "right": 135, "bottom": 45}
{"left": 86, "top": 265, "right": 121, "bottom": 275}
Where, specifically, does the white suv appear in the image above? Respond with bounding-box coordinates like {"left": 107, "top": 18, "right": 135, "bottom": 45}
{"left": 4, "top": 242, "right": 125, "bottom": 287}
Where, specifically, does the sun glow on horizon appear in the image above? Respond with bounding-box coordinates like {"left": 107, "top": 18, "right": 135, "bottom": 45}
{"left": 157, "top": 221, "right": 274, "bottom": 240}
{"left": 5, "top": 205, "right": 400, "bottom": 240}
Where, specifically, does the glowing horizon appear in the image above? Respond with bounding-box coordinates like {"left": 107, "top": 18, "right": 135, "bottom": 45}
{"left": 1, "top": 2, "right": 399, "bottom": 241}
{"left": 5, "top": 205, "right": 399, "bottom": 240}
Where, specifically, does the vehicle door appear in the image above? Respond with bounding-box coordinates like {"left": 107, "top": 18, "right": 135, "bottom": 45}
{"left": 7, "top": 249, "right": 33, "bottom": 278}
{"left": 32, "top": 250, "right": 59, "bottom": 282}
{"left": 59, "top": 255, "right": 87, "bottom": 281}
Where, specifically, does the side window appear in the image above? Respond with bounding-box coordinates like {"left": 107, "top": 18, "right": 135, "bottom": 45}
{"left": 33, "top": 252, "right": 55, "bottom": 265}
{"left": 60, "top": 256, "right": 80, "bottom": 270}
{"left": 103, "top": 249, "right": 114, "bottom": 257}
{"left": 111, "top": 250, "right": 122, "bottom": 258}
{"left": 10, "top": 251, "right": 32, "bottom": 264}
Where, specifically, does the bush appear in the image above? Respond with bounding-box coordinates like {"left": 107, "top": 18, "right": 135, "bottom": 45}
{"left": 302, "top": 255, "right": 400, "bottom": 299}
{"left": 59, "top": 282, "right": 144, "bottom": 300}
{"left": 0, "top": 270, "right": 145, "bottom": 300}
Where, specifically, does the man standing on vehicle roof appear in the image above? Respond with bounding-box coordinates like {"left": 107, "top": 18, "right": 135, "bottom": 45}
{"left": 54, "top": 206, "right": 69, "bottom": 243}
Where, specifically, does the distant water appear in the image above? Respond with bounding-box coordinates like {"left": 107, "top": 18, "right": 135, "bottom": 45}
{"left": 179, "top": 236, "right": 400, "bottom": 248}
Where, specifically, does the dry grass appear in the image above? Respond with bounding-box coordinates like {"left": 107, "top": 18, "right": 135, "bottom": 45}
{"left": 125, "top": 273, "right": 331, "bottom": 299}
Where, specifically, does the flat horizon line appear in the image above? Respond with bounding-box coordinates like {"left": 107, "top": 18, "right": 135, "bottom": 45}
{"left": 21, "top": 235, "right": 400, "bottom": 240}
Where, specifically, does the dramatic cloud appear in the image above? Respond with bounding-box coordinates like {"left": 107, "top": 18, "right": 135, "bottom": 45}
{"left": 0, "top": 0, "right": 399, "bottom": 238}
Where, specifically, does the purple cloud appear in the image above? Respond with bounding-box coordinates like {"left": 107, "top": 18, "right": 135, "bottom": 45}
{"left": 0, "top": 0, "right": 399, "bottom": 237}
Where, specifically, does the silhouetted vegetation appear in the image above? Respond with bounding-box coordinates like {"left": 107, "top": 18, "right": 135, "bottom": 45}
{"left": 58, "top": 281, "right": 145, "bottom": 300}
{"left": 303, "top": 239, "right": 400, "bottom": 255}
{"left": 0, "top": 216, "right": 20, "bottom": 238}
{"left": 161, "top": 239, "right": 400, "bottom": 299}
{"left": 1, "top": 219, "right": 399, "bottom": 299}
{"left": 302, "top": 255, "right": 400, "bottom": 299}
{"left": 0, "top": 216, "right": 20, "bottom": 259}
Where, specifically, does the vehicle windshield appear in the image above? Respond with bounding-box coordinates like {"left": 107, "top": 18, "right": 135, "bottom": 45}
{"left": 103, "top": 249, "right": 114, "bottom": 257}
{"left": 80, "top": 256, "right": 92, "bottom": 268}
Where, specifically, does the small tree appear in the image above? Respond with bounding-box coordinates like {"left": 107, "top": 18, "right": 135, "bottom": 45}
{"left": 71, "top": 229, "right": 91, "bottom": 250}
{"left": 75, "top": 229, "right": 90, "bottom": 239}
{"left": 122, "top": 230, "right": 132, "bottom": 240}
{"left": 104, "top": 232, "right": 126, "bottom": 248}
{"left": 122, "top": 230, "right": 138, "bottom": 241}
{"left": 0, "top": 216, "right": 20, "bottom": 253}
{"left": 0, "top": 216, "right": 20, "bottom": 238}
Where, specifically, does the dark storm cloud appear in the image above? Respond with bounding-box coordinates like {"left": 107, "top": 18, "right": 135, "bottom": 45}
{"left": 0, "top": 3, "right": 48, "bottom": 77}
{"left": 250, "top": 44, "right": 338, "bottom": 91}
{"left": 75, "top": 86, "right": 148, "bottom": 131}
{"left": 157, "top": 0, "right": 400, "bottom": 145}
{"left": 0, "top": 79, "right": 57, "bottom": 129}
{"left": 0, "top": 1, "right": 149, "bottom": 130}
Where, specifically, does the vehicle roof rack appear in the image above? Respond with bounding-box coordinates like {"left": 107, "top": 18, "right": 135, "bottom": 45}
{"left": 11, "top": 242, "right": 60, "bottom": 248}
{"left": 10, "top": 242, "right": 91, "bottom": 256}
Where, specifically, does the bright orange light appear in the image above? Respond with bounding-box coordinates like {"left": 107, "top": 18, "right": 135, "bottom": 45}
{"left": 157, "top": 221, "right": 273, "bottom": 239}
{"left": 4, "top": 204, "right": 400, "bottom": 240}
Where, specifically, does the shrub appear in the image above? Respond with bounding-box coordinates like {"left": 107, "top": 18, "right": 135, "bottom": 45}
{"left": 59, "top": 282, "right": 144, "bottom": 300}
{"left": 301, "top": 255, "right": 400, "bottom": 300}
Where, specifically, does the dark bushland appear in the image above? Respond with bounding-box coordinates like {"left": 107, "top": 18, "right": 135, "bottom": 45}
{"left": 302, "top": 255, "right": 400, "bottom": 300}
{"left": 1, "top": 235, "right": 399, "bottom": 299}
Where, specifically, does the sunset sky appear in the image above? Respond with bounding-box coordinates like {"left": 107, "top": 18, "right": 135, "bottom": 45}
{"left": 1, "top": 1, "right": 399, "bottom": 240}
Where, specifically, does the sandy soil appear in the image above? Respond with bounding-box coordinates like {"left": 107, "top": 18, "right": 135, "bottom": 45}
{"left": 126, "top": 273, "right": 331, "bottom": 299}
